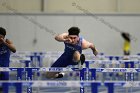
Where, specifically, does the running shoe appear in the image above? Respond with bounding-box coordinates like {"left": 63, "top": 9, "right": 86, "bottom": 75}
{"left": 80, "top": 54, "right": 85, "bottom": 65}
{"left": 56, "top": 72, "right": 65, "bottom": 78}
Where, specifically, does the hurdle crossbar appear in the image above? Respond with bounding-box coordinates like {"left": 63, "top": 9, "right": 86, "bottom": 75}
{"left": 0, "top": 67, "right": 140, "bottom": 72}
{"left": 0, "top": 80, "right": 140, "bottom": 87}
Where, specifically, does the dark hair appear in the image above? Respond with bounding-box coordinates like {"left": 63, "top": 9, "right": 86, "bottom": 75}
{"left": 0, "top": 27, "right": 6, "bottom": 36}
{"left": 68, "top": 27, "right": 80, "bottom": 36}
{"left": 121, "top": 32, "right": 130, "bottom": 42}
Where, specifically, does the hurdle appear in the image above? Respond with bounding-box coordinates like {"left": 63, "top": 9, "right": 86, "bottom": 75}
{"left": 84, "top": 55, "right": 140, "bottom": 93}
{"left": 0, "top": 67, "right": 82, "bottom": 93}
{"left": 17, "top": 52, "right": 45, "bottom": 93}
{"left": 2, "top": 54, "right": 140, "bottom": 93}
{"left": 28, "top": 52, "right": 46, "bottom": 67}
{"left": 1, "top": 67, "right": 140, "bottom": 93}
{"left": 83, "top": 67, "right": 140, "bottom": 93}
{"left": 85, "top": 59, "right": 140, "bottom": 80}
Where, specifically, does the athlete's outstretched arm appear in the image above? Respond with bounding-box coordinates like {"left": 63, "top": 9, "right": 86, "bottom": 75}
{"left": 0, "top": 38, "right": 16, "bottom": 53}
{"left": 82, "top": 39, "right": 98, "bottom": 56}
{"left": 55, "top": 33, "right": 71, "bottom": 42}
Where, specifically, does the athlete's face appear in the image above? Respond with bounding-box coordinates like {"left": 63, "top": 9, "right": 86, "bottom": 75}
{"left": 68, "top": 35, "right": 79, "bottom": 45}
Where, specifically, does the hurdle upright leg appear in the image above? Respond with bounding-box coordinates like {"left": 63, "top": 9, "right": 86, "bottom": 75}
{"left": 80, "top": 68, "right": 85, "bottom": 93}
{"left": 105, "top": 83, "right": 114, "bottom": 93}
{"left": 91, "top": 82, "right": 100, "bottom": 93}
{"left": 2, "top": 83, "right": 8, "bottom": 93}
{"left": 16, "top": 68, "right": 24, "bottom": 93}
{"left": 26, "top": 68, "right": 33, "bottom": 93}
{"left": 15, "top": 83, "right": 22, "bottom": 93}
{"left": 90, "top": 69, "right": 99, "bottom": 93}
{"left": 129, "top": 61, "right": 134, "bottom": 81}
{"left": 124, "top": 62, "right": 134, "bottom": 81}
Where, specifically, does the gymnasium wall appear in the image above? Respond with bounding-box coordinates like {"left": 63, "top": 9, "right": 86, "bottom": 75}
{"left": 0, "top": 13, "right": 139, "bottom": 55}
{"left": 1, "top": 0, "right": 140, "bottom": 13}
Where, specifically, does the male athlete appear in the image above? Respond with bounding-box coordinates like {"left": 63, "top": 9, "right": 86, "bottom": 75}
{"left": 0, "top": 27, "right": 16, "bottom": 92}
{"left": 46, "top": 27, "right": 98, "bottom": 78}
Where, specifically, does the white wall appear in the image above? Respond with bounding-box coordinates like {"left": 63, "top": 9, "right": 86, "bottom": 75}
{"left": 0, "top": 0, "right": 41, "bottom": 12}
{"left": 0, "top": 13, "right": 140, "bottom": 55}
{"left": 45, "top": 0, "right": 117, "bottom": 13}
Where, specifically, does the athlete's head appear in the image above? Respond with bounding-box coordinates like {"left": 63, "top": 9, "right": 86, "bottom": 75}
{"left": 0, "top": 27, "right": 6, "bottom": 44}
{"left": 68, "top": 27, "right": 80, "bottom": 45}
{"left": 68, "top": 27, "right": 80, "bottom": 36}
{"left": 121, "top": 32, "right": 130, "bottom": 42}
{"left": 0, "top": 27, "right": 6, "bottom": 37}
